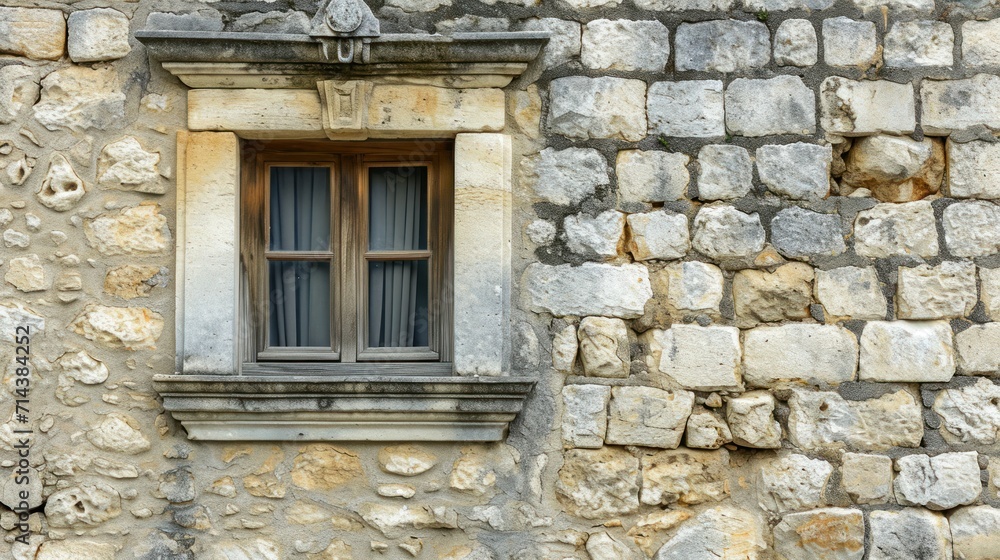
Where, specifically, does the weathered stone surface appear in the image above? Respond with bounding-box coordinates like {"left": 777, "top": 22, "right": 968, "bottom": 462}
{"left": 853, "top": 201, "right": 938, "bottom": 258}
{"left": 564, "top": 210, "right": 626, "bottom": 259}
{"left": 606, "top": 386, "right": 695, "bottom": 448}
{"left": 852, "top": 0, "right": 932, "bottom": 9}
{"left": 378, "top": 445, "right": 437, "bottom": 476}
{"left": 548, "top": 77, "right": 646, "bottom": 141}
{"left": 519, "top": 18, "right": 580, "bottom": 68}
{"left": 84, "top": 203, "right": 171, "bottom": 256}
{"left": 0, "top": 66, "right": 38, "bottom": 124}
{"left": 0, "top": 8, "right": 65, "bottom": 60}
{"left": 627, "top": 211, "right": 689, "bottom": 261}
{"left": 45, "top": 482, "right": 121, "bottom": 527}
{"left": 934, "top": 378, "right": 1000, "bottom": 445}
{"left": 159, "top": 467, "right": 196, "bottom": 504}
{"left": 146, "top": 11, "right": 224, "bottom": 32}
{"left": 770, "top": 207, "right": 845, "bottom": 259}
{"left": 3, "top": 229, "right": 29, "bottom": 248}
{"left": 757, "top": 143, "right": 833, "bottom": 200}
{"left": 0, "top": 302, "right": 44, "bottom": 335}
{"left": 788, "top": 389, "right": 923, "bottom": 450}
{"left": 922, "top": 75, "right": 1000, "bottom": 134}
{"left": 674, "top": 20, "right": 769, "bottom": 72}
{"left": 774, "top": 19, "right": 818, "bottom": 67}
{"left": 820, "top": 77, "right": 916, "bottom": 136}
{"left": 868, "top": 509, "right": 951, "bottom": 560}
{"left": 243, "top": 473, "right": 286, "bottom": 498}
{"left": 963, "top": 20, "right": 1000, "bottom": 68}
{"left": 385, "top": 0, "right": 451, "bottom": 12}
{"left": 726, "top": 391, "right": 782, "bottom": 449}
{"left": 578, "top": 316, "right": 631, "bottom": 378}
{"left": 627, "top": 510, "right": 693, "bottom": 558}
{"left": 231, "top": 10, "right": 310, "bottom": 33}
{"left": 526, "top": 220, "right": 555, "bottom": 245}
{"left": 647, "top": 81, "right": 724, "bottom": 138}
{"left": 643, "top": 325, "right": 741, "bottom": 391}
{"left": 556, "top": 447, "right": 640, "bottom": 519}
{"left": 450, "top": 450, "right": 503, "bottom": 496}
{"left": 68, "top": 8, "right": 130, "bottom": 63}
{"left": 57, "top": 350, "right": 109, "bottom": 385}
{"left": 582, "top": 19, "right": 670, "bottom": 71}
{"left": 744, "top": 0, "right": 833, "bottom": 8}
{"left": 843, "top": 135, "right": 944, "bottom": 202}
{"left": 71, "top": 304, "right": 164, "bottom": 350}
{"left": 523, "top": 263, "right": 652, "bottom": 319}
{"left": 725, "top": 77, "right": 815, "bottom": 137}
{"left": 823, "top": 17, "right": 877, "bottom": 67}
{"left": 36, "top": 154, "right": 86, "bottom": 212}
{"left": 525, "top": 147, "right": 608, "bottom": 206}
{"left": 5, "top": 254, "right": 47, "bottom": 292}
{"left": 951, "top": 506, "right": 1000, "bottom": 560}
{"left": 641, "top": 449, "right": 728, "bottom": 506}
{"left": 586, "top": 532, "right": 642, "bottom": 560}
{"left": 33, "top": 67, "right": 126, "bottom": 132}
{"left": 743, "top": 324, "right": 857, "bottom": 388}
{"left": 697, "top": 145, "right": 751, "bottom": 201}
{"left": 634, "top": 0, "right": 732, "bottom": 8}
{"left": 956, "top": 324, "right": 1000, "bottom": 375}
{"left": 884, "top": 21, "right": 953, "bottom": 68}
{"left": 86, "top": 413, "right": 151, "bottom": 454}
{"left": 653, "top": 506, "right": 763, "bottom": 560}
{"left": 894, "top": 451, "right": 981, "bottom": 510}
{"left": 104, "top": 265, "right": 165, "bottom": 299}
{"left": 692, "top": 205, "right": 765, "bottom": 259}
{"left": 734, "top": 263, "right": 814, "bottom": 326}
{"left": 773, "top": 508, "right": 864, "bottom": 560}
{"left": 562, "top": 385, "right": 610, "bottom": 448}
{"left": 98, "top": 137, "right": 164, "bottom": 194}
{"left": 552, "top": 324, "right": 578, "bottom": 373}
{"left": 36, "top": 540, "right": 116, "bottom": 560}
{"left": 841, "top": 453, "right": 893, "bottom": 504}
{"left": 685, "top": 407, "right": 732, "bottom": 449}
{"left": 616, "top": 150, "right": 689, "bottom": 209}
{"left": 948, "top": 139, "right": 1000, "bottom": 199}
{"left": 758, "top": 454, "right": 832, "bottom": 513}
{"left": 984, "top": 267, "right": 1000, "bottom": 321}
{"left": 943, "top": 201, "right": 1000, "bottom": 257}
{"left": 204, "top": 539, "right": 279, "bottom": 560}
{"left": 859, "top": 321, "right": 954, "bottom": 382}
{"left": 897, "top": 261, "right": 977, "bottom": 319}
{"left": 664, "top": 261, "right": 724, "bottom": 315}
{"left": 291, "top": 445, "right": 362, "bottom": 490}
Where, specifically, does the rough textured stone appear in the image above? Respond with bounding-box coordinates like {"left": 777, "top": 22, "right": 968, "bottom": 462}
{"left": 685, "top": 408, "right": 732, "bottom": 449}
{"left": 725, "top": 77, "right": 815, "bottom": 137}
{"left": 943, "top": 201, "right": 1000, "bottom": 257}
{"left": 642, "top": 325, "right": 741, "bottom": 391}
{"left": 582, "top": 20, "right": 670, "bottom": 71}
{"left": 868, "top": 509, "right": 951, "bottom": 560}
{"left": 674, "top": 20, "right": 769, "bottom": 72}
{"left": 770, "top": 207, "right": 845, "bottom": 259}
{"left": 634, "top": 0, "right": 733, "bottom": 7}
{"left": 726, "top": 392, "right": 782, "bottom": 449}
{"left": 68, "top": 8, "right": 130, "bottom": 63}
{"left": 86, "top": 413, "right": 151, "bottom": 454}
{"left": 36, "top": 540, "right": 116, "bottom": 560}
{"left": 0, "top": 8, "right": 65, "bottom": 60}
{"left": 853, "top": 0, "right": 932, "bottom": 9}
{"left": 556, "top": 447, "right": 640, "bottom": 519}
{"left": 562, "top": 385, "right": 610, "bottom": 448}
{"left": 758, "top": 454, "right": 832, "bottom": 513}
{"left": 842, "top": 135, "right": 944, "bottom": 203}
{"left": 71, "top": 304, "right": 164, "bottom": 350}
{"left": 963, "top": 20, "right": 1000, "bottom": 68}
{"left": 578, "top": 316, "right": 631, "bottom": 378}
{"left": 36, "top": 154, "right": 86, "bottom": 212}
{"left": 97, "top": 137, "right": 164, "bottom": 194}
{"left": 564, "top": 210, "right": 625, "bottom": 259}
{"left": 956, "top": 324, "right": 1000, "bottom": 375}
{"left": 951, "top": 506, "right": 1000, "bottom": 560}
{"left": 57, "top": 350, "right": 109, "bottom": 385}
{"left": 5, "top": 254, "right": 47, "bottom": 292}
{"left": 616, "top": 150, "right": 689, "bottom": 209}
{"left": 948, "top": 139, "right": 1000, "bottom": 199}
{"left": 774, "top": 19, "right": 818, "bottom": 67}
{"left": 450, "top": 450, "right": 503, "bottom": 496}
{"left": 0, "top": 302, "right": 44, "bottom": 335}
{"left": 788, "top": 389, "right": 923, "bottom": 450}
{"left": 823, "top": 18, "right": 878, "bottom": 67}
{"left": 385, "top": 0, "right": 451, "bottom": 11}
{"left": 934, "top": 378, "right": 1000, "bottom": 445}
{"left": 884, "top": 21, "right": 953, "bottom": 68}
{"left": 733, "top": 263, "right": 814, "bottom": 326}
{"left": 691, "top": 205, "right": 765, "bottom": 259}
{"left": 896, "top": 261, "right": 977, "bottom": 319}
{"left": 525, "top": 147, "right": 608, "bottom": 206}
{"left": 84, "top": 203, "right": 171, "bottom": 256}
{"left": 627, "top": 211, "right": 689, "bottom": 261}
{"left": 641, "top": 449, "right": 728, "bottom": 506}
{"left": 548, "top": 77, "right": 646, "bottom": 141}
{"left": 606, "top": 387, "right": 694, "bottom": 448}
{"left": 33, "top": 66, "right": 126, "bottom": 132}
{"left": 815, "top": 266, "right": 887, "bottom": 321}
{"left": 104, "top": 265, "right": 165, "bottom": 299}
{"left": 586, "top": 532, "right": 642, "bottom": 560}
{"left": 519, "top": 18, "right": 580, "bottom": 68}
{"left": 0, "top": 66, "right": 38, "bottom": 125}
{"left": 743, "top": 324, "right": 857, "bottom": 388}
{"left": 552, "top": 323, "right": 578, "bottom": 373}
{"left": 894, "top": 452, "right": 981, "bottom": 510}
{"left": 983, "top": 267, "right": 1000, "bottom": 321}
{"left": 853, "top": 201, "right": 939, "bottom": 258}
{"left": 773, "top": 508, "right": 864, "bottom": 560}
{"left": 859, "top": 321, "right": 954, "bottom": 382}
{"left": 653, "top": 506, "right": 763, "bottom": 560}
{"left": 647, "top": 81, "right": 724, "bottom": 138}
{"left": 291, "top": 445, "right": 362, "bottom": 490}
{"left": 146, "top": 11, "right": 224, "bottom": 32}
{"left": 523, "top": 263, "right": 652, "bottom": 319}
{"left": 922, "top": 75, "right": 1000, "bottom": 134}
{"left": 756, "top": 143, "right": 832, "bottom": 200}
{"left": 744, "top": 0, "right": 834, "bottom": 8}
{"left": 378, "top": 446, "right": 437, "bottom": 476}
{"left": 231, "top": 10, "right": 310, "bottom": 33}
{"left": 45, "top": 483, "right": 121, "bottom": 528}
{"left": 696, "top": 145, "right": 751, "bottom": 201}
{"left": 820, "top": 77, "right": 916, "bottom": 136}
{"left": 664, "top": 261, "right": 724, "bottom": 315}
{"left": 841, "top": 453, "right": 893, "bottom": 504}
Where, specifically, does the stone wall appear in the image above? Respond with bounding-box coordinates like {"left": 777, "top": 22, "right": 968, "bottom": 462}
{"left": 1, "top": 0, "right": 1000, "bottom": 558}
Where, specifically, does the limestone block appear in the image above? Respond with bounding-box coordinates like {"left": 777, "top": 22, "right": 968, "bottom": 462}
{"left": 951, "top": 506, "right": 1000, "bottom": 560}
{"left": 922, "top": 75, "right": 1000, "bottom": 134}
{"left": 3, "top": 229, "right": 28, "bottom": 248}
{"left": 773, "top": 509, "right": 864, "bottom": 560}
{"left": 385, "top": 0, "right": 450, "bottom": 12}
{"left": 674, "top": 20, "right": 770, "bottom": 72}
{"left": 564, "top": 210, "right": 626, "bottom": 259}
{"left": 647, "top": 80, "right": 724, "bottom": 138}
{"left": 378, "top": 445, "right": 437, "bottom": 476}
{"left": 815, "top": 266, "right": 887, "bottom": 320}
{"left": 770, "top": 207, "right": 846, "bottom": 259}
{"left": 653, "top": 506, "right": 763, "bottom": 560}
{"left": 0, "top": 302, "right": 44, "bottom": 335}
{"left": 5, "top": 254, "right": 47, "bottom": 292}
{"left": 948, "top": 139, "right": 1000, "bottom": 199}
{"left": 159, "top": 467, "right": 197, "bottom": 503}
{"left": 523, "top": 262, "right": 652, "bottom": 319}
{"left": 33, "top": 67, "right": 126, "bottom": 132}
{"left": 519, "top": 19, "right": 580, "bottom": 68}
{"left": 615, "top": 150, "right": 689, "bottom": 210}
{"left": 57, "top": 350, "right": 109, "bottom": 385}
{"left": 841, "top": 453, "right": 893, "bottom": 504}
{"left": 205, "top": 540, "right": 280, "bottom": 560}
{"left": 697, "top": 144, "right": 751, "bottom": 201}
{"left": 0, "top": 66, "right": 38, "bottom": 124}
{"left": 606, "top": 386, "right": 694, "bottom": 448}
{"left": 685, "top": 408, "right": 732, "bottom": 449}
{"left": 71, "top": 304, "right": 164, "bottom": 350}
{"left": 68, "top": 8, "right": 131, "bottom": 63}
{"left": 691, "top": 205, "right": 766, "bottom": 259}
{"left": 897, "top": 261, "right": 977, "bottom": 319}
{"left": 774, "top": 19, "right": 818, "bottom": 67}
{"left": 788, "top": 389, "right": 923, "bottom": 450}
{"left": 368, "top": 86, "right": 504, "bottom": 135}
{"left": 104, "top": 265, "right": 165, "bottom": 299}
{"left": 36, "top": 540, "right": 116, "bottom": 560}
{"left": 582, "top": 19, "right": 670, "bottom": 71}
{"left": 44, "top": 483, "right": 121, "bottom": 527}
{"left": 86, "top": 413, "right": 150, "bottom": 455}
{"left": 450, "top": 450, "right": 505, "bottom": 496}
{"left": 823, "top": 17, "right": 878, "bottom": 67}
{"left": 725, "top": 76, "right": 815, "bottom": 137}
{"left": 578, "top": 316, "right": 631, "bottom": 378}
{"left": 510, "top": 85, "right": 541, "bottom": 139}
{"left": 934, "top": 378, "right": 1000, "bottom": 445}
{"left": 853, "top": 201, "right": 938, "bottom": 258}
{"left": 852, "top": 0, "right": 932, "bottom": 8}
{"left": 627, "top": 211, "right": 689, "bottom": 261}
{"left": 548, "top": 76, "right": 646, "bottom": 141}
{"left": 552, "top": 324, "right": 578, "bottom": 373}
{"left": 742, "top": 324, "right": 857, "bottom": 388}
{"left": 842, "top": 135, "right": 944, "bottom": 202}
{"left": 984, "top": 267, "right": 1000, "bottom": 321}
{"left": 0, "top": 8, "right": 65, "bottom": 60}
{"left": 640, "top": 449, "right": 729, "bottom": 506}
{"left": 894, "top": 452, "right": 981, "bottom": 510}
{"left": 944, "top": 201, "right": 1000, "bottom": 257}
{"left": 97, "top": 137, "right": 163, "bottom": 194}
{"left": 556, "top": 447, "right": 640, "bottom": 519}
{"left": 634, "top": 0, "right": 733, "bottom": 8}
{"left": 758, "top": 454, "right": 833, "bottom": 513}
{"left": 820, "top": 77, "right": 916, "bottom": 136}
{"left": 957, "top": 324, "right": 1000, "bottom": 375}
{"left": 665, "top": 261, "right": 724, "bottom": 315}
{"left": 586, "top": 532, "right": 642, "bottom": 560}
{"left": 525, "top": 147, "right": 608, "bottom": 206}
{"left": 84, "top": 203, "right": 171, "bottom": 256}
{"left": 146, "top": 11, "right": 224, "bottom": 32}
{"left": 526, "top": 220, "right": 555, "bottom": 245}
{"left": 643, "top": 325, "right": 741, "bottom": 391}
{"left": 188, "top": 89, "right": 316, "bottom": 138}
{"left": 726, "top": 391, "right": 782, "bottom": 448}
{"left": 557, "top": 0, "right": 621, "bottom": 8}
{"left": 962, "top": 20, "right": 1000, "bottom": 68}
{"left": 868, "top": 510, "right": 951, "bottom": 560}
{"left": 884, "top": 20, "right": 953, "bottom": 69}
{"left": 231, "top": 10, "right": 311, "bottom": 33}
{"left": 757, "top": 143, "right": 832, "bottom": 200}
{"left": 859, "top": 321, "right": 954, "bottom": 382}
{"left": 36, "top": 154, "right": 86, "bottom": 212}
{"left": 745, "top": 0, "right": 833, "bottom": 8}
{"left": 291, "top": 445, "right": 363, "bottom": 490}
{"left": 733, "top": 263, "right": 814, "bottom": 326}
{"left": 562, "top": 385, "right": 610, "bottom": 448}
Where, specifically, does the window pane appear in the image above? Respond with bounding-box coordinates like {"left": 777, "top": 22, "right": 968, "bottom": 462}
{"left": 368, "top": 166, "right": 428, "bottom": 251}
{"left": 368, "top": 260, "right": 429, "bottom": 348}
{"left": 270, "top": 167, "right": 331, "bottom": 251}
{"left": 268, "top": 261, "right": 331, "bottom": 347}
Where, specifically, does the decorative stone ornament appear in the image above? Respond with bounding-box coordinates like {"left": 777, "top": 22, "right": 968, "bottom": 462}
{"left": 310, "top": 0, "right": 380, "bottom": 63}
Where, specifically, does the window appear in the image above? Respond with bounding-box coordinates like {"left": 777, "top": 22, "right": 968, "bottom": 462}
{"left": 240, "top": 141, "right": 454, "bottom": 371}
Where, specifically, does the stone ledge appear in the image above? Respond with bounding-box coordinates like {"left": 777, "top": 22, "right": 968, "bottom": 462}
{"left": 153, "top": 374, "right": 537, "bottom": 442}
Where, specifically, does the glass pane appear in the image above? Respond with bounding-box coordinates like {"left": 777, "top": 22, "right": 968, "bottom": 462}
{"left": 269, "top": 167, "right": 331, "bottom": 251}
{"left": 368, "top": 260, "right": 429, "bottom": 348}
{"left": 368, "top": 166, "right": 428, "bottom": 251}
{"left": 268, "top": 261, "right": 331, "bottom": 347}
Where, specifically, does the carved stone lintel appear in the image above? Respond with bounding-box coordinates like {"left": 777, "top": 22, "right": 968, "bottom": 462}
{"left": 310, "top": 0, "right": 380, "bottom": 39}
{"left": 318, "top": 79, "right": 371, "bottom": 140}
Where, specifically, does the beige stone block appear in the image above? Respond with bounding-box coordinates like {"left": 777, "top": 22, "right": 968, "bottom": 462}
{"left": 188, "top": 89, "right": 325, "bottom": 138}
{"left": 368, "top": 85, "right": 504, "bottom": 136}
{"left": 0, "top": 7, "right": 65, "bottom": 60}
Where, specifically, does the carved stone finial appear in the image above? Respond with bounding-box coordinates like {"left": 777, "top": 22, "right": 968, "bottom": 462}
{"left": 310, "top": 0, "right": 380, "bottom": 38}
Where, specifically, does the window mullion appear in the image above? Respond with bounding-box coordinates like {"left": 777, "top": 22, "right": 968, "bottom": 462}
{"left": 339, "top": 155, "right": 360, "bottom": 363}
